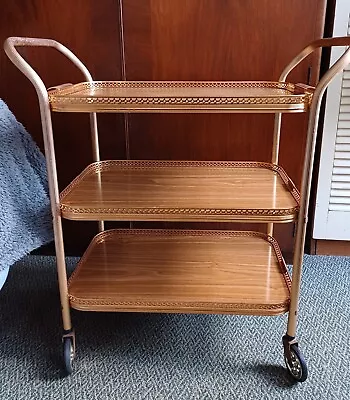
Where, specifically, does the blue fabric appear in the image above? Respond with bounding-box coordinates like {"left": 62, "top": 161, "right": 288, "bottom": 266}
{"left": 0, "top": 99, "right": 53, "bottom": 274}
{"left": 0, "top": 266, "right": 9, "bottom": 290}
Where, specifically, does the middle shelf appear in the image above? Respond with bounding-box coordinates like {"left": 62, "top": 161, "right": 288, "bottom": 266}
{"left": 60, "top": 160, "right": 300, "bottom": 222}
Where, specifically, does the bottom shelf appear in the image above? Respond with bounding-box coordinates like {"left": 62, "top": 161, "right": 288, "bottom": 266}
{"left": 68, "top": 229, "right": 291, "bottom": 315}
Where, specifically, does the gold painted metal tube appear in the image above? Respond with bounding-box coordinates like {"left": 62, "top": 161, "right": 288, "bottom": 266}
{"left": 279, "top": 36, "right": 350, "bottom": 337}
{"left": 89, "top": 112, "right": 104, "bottom": 232}
{"left": 3, "top": 37, "right": 103, "bottom": 330}
{"left": 268, "top": 113, "right": 282, "bottom": 237}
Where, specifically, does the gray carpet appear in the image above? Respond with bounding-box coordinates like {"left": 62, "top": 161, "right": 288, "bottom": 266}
{"left": 0, "top": 254, "right": 349, "bottom": 400}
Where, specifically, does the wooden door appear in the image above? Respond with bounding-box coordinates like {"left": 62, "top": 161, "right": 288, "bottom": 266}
{"left": 121, "top": 0, "right": 327, "bottom": 259}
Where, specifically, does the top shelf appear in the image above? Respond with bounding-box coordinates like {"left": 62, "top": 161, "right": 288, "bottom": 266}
{"left": 48, "top": 81, "right": 314, "bottom": 113}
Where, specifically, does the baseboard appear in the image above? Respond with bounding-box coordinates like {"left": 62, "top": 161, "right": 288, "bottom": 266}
{"left": 316, "top": 239, "right": 350, "bottom": 256}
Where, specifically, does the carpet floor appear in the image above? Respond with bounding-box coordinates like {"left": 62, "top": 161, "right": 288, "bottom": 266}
{"left": 0, "top": 254, "right": 349, "bottom": 400}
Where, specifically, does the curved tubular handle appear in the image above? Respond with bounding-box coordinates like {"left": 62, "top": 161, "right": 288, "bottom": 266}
{"left": 4, "top": 36, "right": 100, "bottom": 162}
{"left": 3, "top": 36, "right": 100, "bottom": 162}
{"left": 272, "top": 36, "right": 350, "bottom": 165}
{"left": 279, "top": 36, "right": 350, "bottom": 82}
{"left": 4, "top": 36, "right": 94, "bottom": 90}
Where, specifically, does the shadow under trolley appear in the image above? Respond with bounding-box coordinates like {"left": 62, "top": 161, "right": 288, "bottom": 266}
{"left": 4, "top": 35, "right": 350, "bottom": 381}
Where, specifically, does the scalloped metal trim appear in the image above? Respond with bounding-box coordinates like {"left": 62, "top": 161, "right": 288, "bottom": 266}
{"left": 51, "top": 80, "right": 296, "bottom": 91}
{"left": 68, "top": 297, "right": 290, "bottom": 315}
{"left": 48, "top": 81, "right": 311, "bottom": 112}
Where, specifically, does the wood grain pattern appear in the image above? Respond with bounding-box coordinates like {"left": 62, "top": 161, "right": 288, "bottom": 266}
{"left": 60, "top": 160, "right": 299, "bottom": 222}
{"left": 122, "top": 0, "right": 327, "bottom": 255}
{"left": 316, "top": 240, "right": 350, "bottom": 256}
{"left": 0, "top": 0, "right": 128, "bottom": 254}
{"left": 68, "top": 229, "right": 291, "bottom": 315}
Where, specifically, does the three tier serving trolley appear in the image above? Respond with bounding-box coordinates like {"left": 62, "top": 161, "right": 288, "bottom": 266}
{"left": 4, "top": 35, "right": 350, "bottom": 381}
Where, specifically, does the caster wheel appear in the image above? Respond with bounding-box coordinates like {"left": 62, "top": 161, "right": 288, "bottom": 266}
{"left": 63, "top": 336, "right": 75, "bottom": 375}
{"left": 284, "top": 343, "right": 308, "bottom": 382}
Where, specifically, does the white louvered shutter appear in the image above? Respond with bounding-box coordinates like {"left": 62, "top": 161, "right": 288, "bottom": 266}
{"left": 329, "top": 69, "right": 350, "bottom": 213}
{"left": 313, "top": 0, "right": 350, "bottom": 240}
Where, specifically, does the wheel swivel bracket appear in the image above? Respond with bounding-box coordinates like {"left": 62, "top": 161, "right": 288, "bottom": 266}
{"left": 282, "top": 334, "right": 298, "bottom": 364}
{"left": 62, "top": 329, "right": 76, "bottom": 356}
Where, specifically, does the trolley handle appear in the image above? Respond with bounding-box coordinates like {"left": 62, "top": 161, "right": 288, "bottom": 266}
{"left": 3, "top": 36, "right": 93, "bottom": 97}
{"left": 4, "top": 36, "right": 101, "bottom": 166}
{"left": 280, "top": 36, "right": 350, "bottom": 89}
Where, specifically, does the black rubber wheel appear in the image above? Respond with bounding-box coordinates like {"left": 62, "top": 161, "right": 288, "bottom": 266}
{"left": 284, "top": 343, "right": 308, "bottom": 382}
{"left": 63, "top": 337, "right": 74, "bottom": 375}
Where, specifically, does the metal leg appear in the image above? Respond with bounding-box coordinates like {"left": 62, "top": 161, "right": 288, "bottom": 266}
{"left": 267, "top": 223, "right": 273, "bottom": 237}
{"left": 272, "top": 113, "right": 282, "bottom": 165}
{"left": 53, "top": 214, "right": 72, "bottom": 330}
{"left": 286, "top": 218, "right": 306, "bottom": 337}
{"left": 275, "top": 38, "right": 350, "bottom": 382}
{"left": 268, "top": 112, "right": 283, "bottom": 238}
{"left": 283, "top": 201, "right": 308, "bottom": 382}
{"left": 286, "top": 82, "right": 324, "bottom": 339}
{"left": 89, "top": 112, "right": 104, "bottom": 232}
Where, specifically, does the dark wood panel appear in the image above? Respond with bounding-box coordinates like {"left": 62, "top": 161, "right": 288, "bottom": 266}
{"left": 124, "top": 0, "right": 324, "bottom": 82}
{"left": 0, "top": 0, "right": 127, "bottom": 255}
{"left": 122, "top": 0, "right": 327, "bottom": 256}
{"left": 316, "top": 240, "right": 350, "bottom": 256}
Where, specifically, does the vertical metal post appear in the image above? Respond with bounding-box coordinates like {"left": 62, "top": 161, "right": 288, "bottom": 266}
{"left": 286, "top": 99, "right": 321, "bottom": 336}
{"left": 279, "top": 38, "right": 350, "bottom": 337}
{"left": 89, "top": 112, "right": 104, "bottom": 232}
{"left": 268, "top": 112, "right": 283, "bottom": 237}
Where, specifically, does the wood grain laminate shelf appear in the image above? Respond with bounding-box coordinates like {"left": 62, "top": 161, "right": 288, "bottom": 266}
{"left": 68, "top": 229, "right": 291, "bottom": 315}
{"left": 59, "top": 160, "right": 300, "bottom": 223}
{"left": 48, "top": 81, "right": 313, "bottom": 113}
